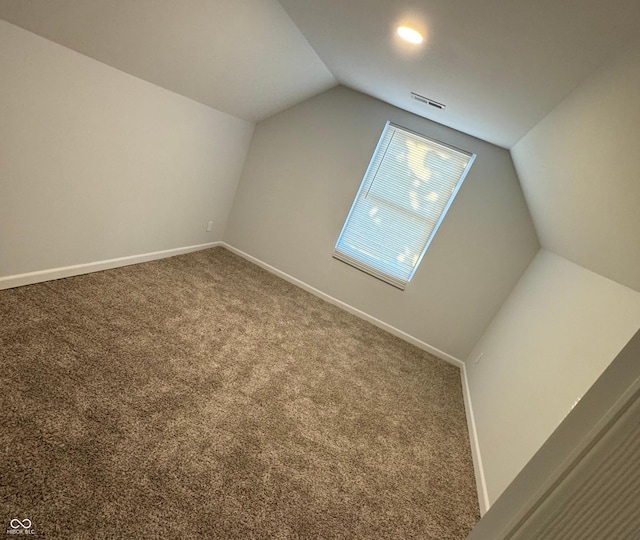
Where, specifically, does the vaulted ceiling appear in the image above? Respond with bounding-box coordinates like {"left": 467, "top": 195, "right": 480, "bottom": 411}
{"left": 278, "top": 0, "right": 640, "bottom": 148}
{"left": 0, "top": 0, "right": 337, "bottom": 122}
{"left": 1, "top": 0, "right": 638, "bottom": 148}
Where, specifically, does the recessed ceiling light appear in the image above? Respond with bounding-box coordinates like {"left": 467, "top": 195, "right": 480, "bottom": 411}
{"left": 397, "top": 26, "right": 423, "bottom": 45}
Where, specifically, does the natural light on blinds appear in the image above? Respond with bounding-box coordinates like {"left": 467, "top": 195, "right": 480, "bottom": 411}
{"left": 334, "top": 122, "right": 475, "bottom": 290}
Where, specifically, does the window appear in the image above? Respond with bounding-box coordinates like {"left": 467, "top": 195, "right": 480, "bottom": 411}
{"left": 334, "top": 122, "right": 475, "bottom": 290}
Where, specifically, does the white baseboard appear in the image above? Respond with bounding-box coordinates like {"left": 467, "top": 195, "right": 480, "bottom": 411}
{"left": 221, "top": 243, "right": 490, "bottom": 511}
{"left": 0, "top": 239, "right": 490, "bottom": 514}
{"left": 0, "top": 241, "right": 222, "bottom": 290}
{"left": 462, "top": 363, "right": 491, "bottom": 515}
{"left": 220, "top": 242, "right": 463, "bottom": 368}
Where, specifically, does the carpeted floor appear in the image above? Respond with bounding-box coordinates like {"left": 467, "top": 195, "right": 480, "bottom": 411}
{"left": 0, "top": 247, "right": 479, "bottom": 539}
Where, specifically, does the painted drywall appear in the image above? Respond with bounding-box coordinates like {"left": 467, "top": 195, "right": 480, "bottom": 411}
{"left": 468, "top": 329, "right": 640, "bottom": 539}
{"left": 278, "top": 0, "right": 640, "bottom": 148}
{"left": 0, "top": 0, "right": 336, "bottom": 122}
{"left": 224, "top": 86, "right": 539, "bottom": 359}
{"left": 512, "top": 41, "right": 640, "bottom": 292}
{"left": 0, "top": 21, "right": 254, "bottom": 277}
{"left": 466, "top": 249, "right": 640, "bottom": 506}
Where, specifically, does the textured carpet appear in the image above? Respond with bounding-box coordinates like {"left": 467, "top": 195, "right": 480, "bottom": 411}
{"left": 0, "top": 247, "right": 479, "bottom": 539}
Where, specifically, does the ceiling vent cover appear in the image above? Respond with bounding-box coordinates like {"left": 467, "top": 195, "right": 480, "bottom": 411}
{"left": 411, "top": 92, "right": 446, "bottom": 111}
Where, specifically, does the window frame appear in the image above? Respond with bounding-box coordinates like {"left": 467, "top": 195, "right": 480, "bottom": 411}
{"left": 333, "top": 121, "right": 476, "bottom": 290}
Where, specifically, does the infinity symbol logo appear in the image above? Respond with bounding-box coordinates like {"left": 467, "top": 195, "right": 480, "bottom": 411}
{"left": 10, "top": 518, "right": 32, "bottom": 529}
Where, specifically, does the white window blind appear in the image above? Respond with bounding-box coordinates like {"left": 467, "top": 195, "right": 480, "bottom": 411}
{"left": 334, "top": 122, "right": 475, "bottom": 290}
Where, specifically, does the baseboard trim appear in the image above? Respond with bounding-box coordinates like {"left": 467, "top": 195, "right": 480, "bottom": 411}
{"left": 1, "top": 239, "right": 489, "bottom": 514}
{"left": 221, "top": 243, "right": 490, "bottom": 510}
{"left": 0, "top": 241, "right": 222, "bottom": 290}
{"left": 220, "top": 243, "right": 464, "bottom": 368}
{"left": 462, "top": 363, "right": 491, "bottom": 515}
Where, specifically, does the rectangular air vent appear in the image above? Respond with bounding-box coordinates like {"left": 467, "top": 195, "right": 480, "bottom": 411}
{"left": 411, "top": 92, "right": 446, "bottom": 110}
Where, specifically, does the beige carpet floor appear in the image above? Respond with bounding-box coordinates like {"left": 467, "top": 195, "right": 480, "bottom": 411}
{"left": 0, "top": 247, "right": 479, "bottom": 539}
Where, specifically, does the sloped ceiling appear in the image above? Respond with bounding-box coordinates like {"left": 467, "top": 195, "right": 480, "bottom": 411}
{"left": 0, "top": 0, "right": 336, "bottom": 122}
{"left": 512, "top": 42, "right": 640, "bottom": 293}
{"left": 2, "top": 1, "right": 639, "bottom": 147}
{"left": 277, "top": 0, "right": 640, "bottom": 148}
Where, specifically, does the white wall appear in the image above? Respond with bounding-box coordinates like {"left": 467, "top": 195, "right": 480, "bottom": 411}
{"left": 473, "top": 41, "right": 640, "bottom": 509}
{"left": 0, "top": 21, "right": 254, "bottom": 277}
{"left": 511, "top": 41, "right": 640, "bottom": 292}
{"left": 468, "top": 328, "right": 640, "bottom": 539}
{"left": 466, "top": 249, "right": 640, "bottom": 506}
{"left": 224, "top": 86, "right": 539, "bottom": 360}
